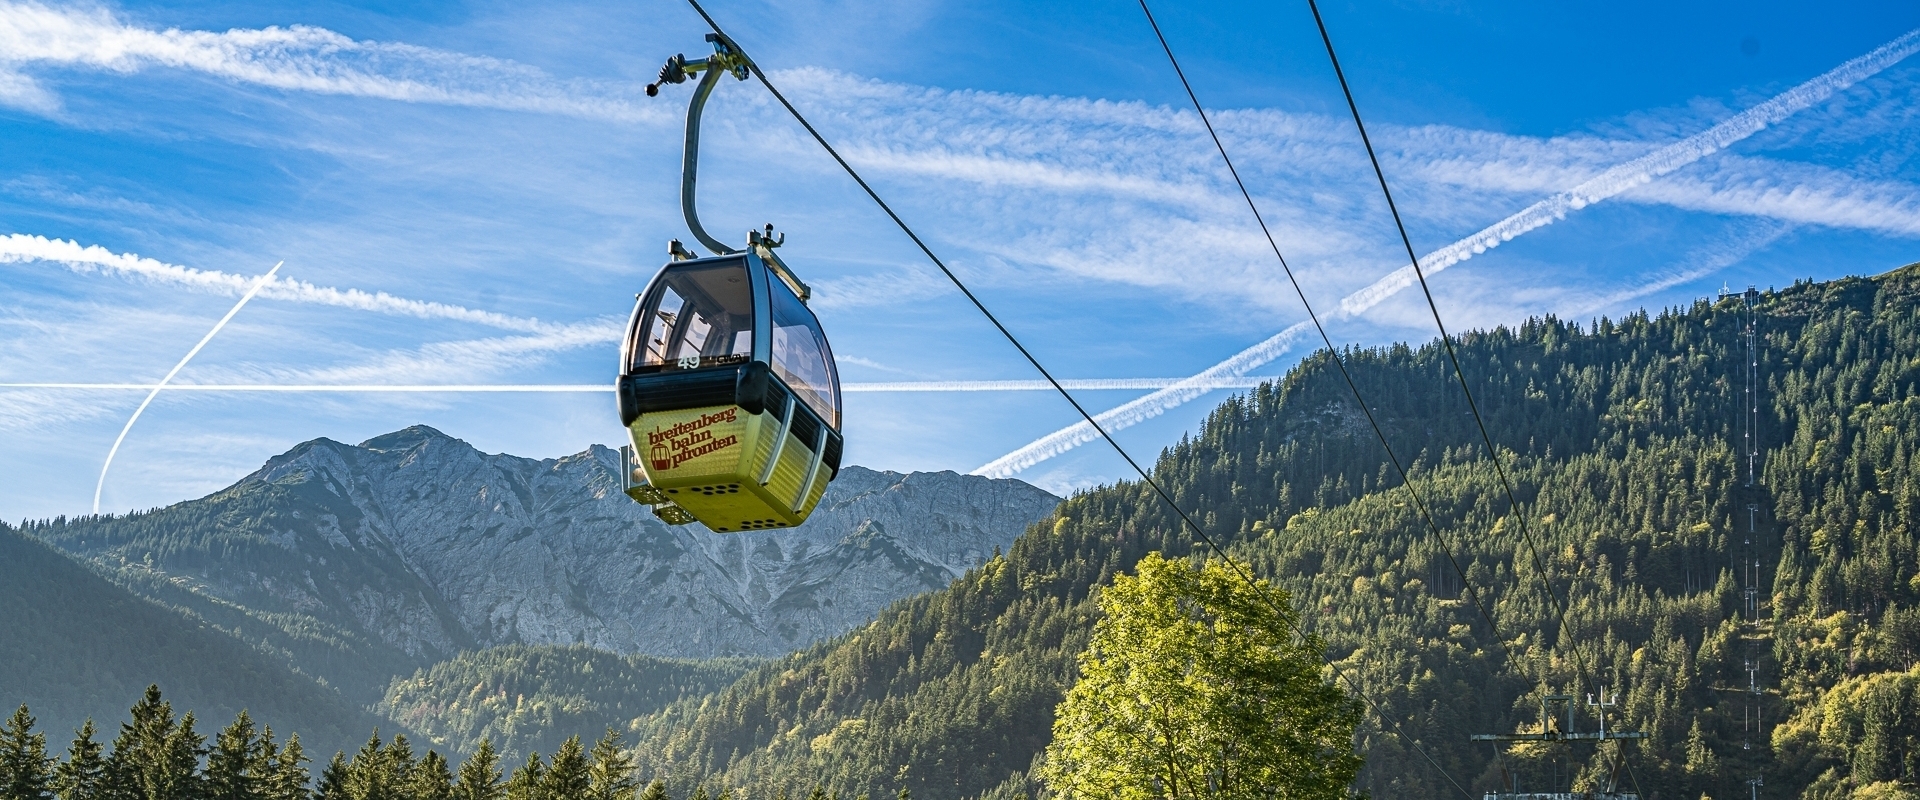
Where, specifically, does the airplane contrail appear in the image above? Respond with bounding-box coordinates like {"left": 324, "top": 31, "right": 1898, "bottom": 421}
{"left": 974, "top": 25, "right": 1920, "bottom": 479}
{"left": 4, "top": 378, "right": 1277, "bottom": 393}
{"left": 94, "top": 261, "right": 282, "bottom": 514}
{"left": 1, "top": 233, "right": 595, "bottom": 335}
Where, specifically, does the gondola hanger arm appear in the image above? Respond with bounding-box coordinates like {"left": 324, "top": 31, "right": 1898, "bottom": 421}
{"left": 646, "top": 38, "right": 814, "bottom": 303}
{"left": 647, "top": 34, "right": 751, "bottom": 258}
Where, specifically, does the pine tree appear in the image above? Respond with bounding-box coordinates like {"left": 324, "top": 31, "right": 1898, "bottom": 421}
{"left": 314, "top": 753, "right": 349, "bottom": 800}
{"left": 268, "top": 734, "right": 310, "bottom": 800}
{"left": 346, "top": 734, "right": 392, "bottom": 800}
{"left": 688, "top": 786, "right": 709, "bottom": 800}
{"left": 634, "top": 781, "right": 666, "bottom": 800}
{"left": 204, "top": 711, "right": 260, "bottom": 800}
{"left": 501, "top": 753, "right": 543, "bottom": 800}
{"left": 107, "top": 689, "right": 203, "bottom": 800}
{"left": 253, "top": 730, "right": 281, "bottom": 797}
{"left": 1684, "top": 717, "right": 1721, "bottom": 782}
{"left": 382, "top": 736, "right": 418, "bottom": 799}
{"left": 452, "top": 741, "right": 501, "bottom": 800}
{"left": 584, "top": 730, "right": 637, "bottom": 800}
{"left": 411, "top": 751, "right": 453, "bottom": 800}
{"left": 52, "top": 720, "right": 105, "bottom": 800}
{"left": 540, "top": 737, "right": 588, "bottom": 800}
{"left": 1, "top": 705, "right": 53, "bottom": 800}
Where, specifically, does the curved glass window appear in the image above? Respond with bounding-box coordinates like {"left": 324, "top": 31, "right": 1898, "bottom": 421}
{"left": 769, "top": 279, "right": 840, "bottom": 428}
{"left": 627, "top": 259, "right": 755, "bottom": 374}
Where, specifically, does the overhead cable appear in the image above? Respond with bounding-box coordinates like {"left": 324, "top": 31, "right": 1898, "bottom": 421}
{"left": 1135, "top": 1, "right": 1527, "bottom": 792}
{"left": 1296, "top": 1, "right": 1643, "bottom": 793}
{"left": 673, "top": 0, "right": 1474, "bottom": 795}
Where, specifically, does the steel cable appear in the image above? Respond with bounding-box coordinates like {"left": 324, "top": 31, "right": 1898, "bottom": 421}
{"left": 671, "top": 0, "right": 1475, "bottom": 795}
{"left": 1295, "top": 1, "right": 1646, "bottom": 794}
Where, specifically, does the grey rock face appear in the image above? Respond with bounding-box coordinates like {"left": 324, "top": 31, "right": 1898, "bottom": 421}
{"left": 203, "top": 426, "right": 1059, "bottom": 659}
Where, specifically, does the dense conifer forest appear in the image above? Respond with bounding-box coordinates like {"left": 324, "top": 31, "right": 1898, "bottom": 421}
{"left": 377, "top": 646, "right": 756, "bottom": 761}
{"left": 0, "top": 687, "right": 709, "bottom": 800}
{"left": 615, "top": 266, "right": 1920, "bottom": 799}
{"left": 6, "top": 265, "right": 1919, "bottom": 800}
{"left": 0, "top": 524, "right": 386, "bottom": 759}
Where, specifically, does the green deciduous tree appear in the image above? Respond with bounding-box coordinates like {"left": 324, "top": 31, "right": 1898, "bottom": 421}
{"left": 1041, "top": 553, "right": 1361, "bottom": 800}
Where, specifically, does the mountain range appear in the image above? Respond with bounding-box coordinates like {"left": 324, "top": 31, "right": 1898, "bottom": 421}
{"left": 6, "top": 430, "right": 1056, "bottom": 756}
{"left": 8, "top": 265, "right": 1920, "bottom": 800}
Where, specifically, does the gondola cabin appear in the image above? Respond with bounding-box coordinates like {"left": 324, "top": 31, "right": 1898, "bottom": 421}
{"left": 616, "top": 249, "right": 843, "bottom": 531}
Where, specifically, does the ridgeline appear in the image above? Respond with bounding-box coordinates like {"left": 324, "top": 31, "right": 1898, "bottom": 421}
{"left": 623, "top": 266, "right": 1920, "bottom": 800}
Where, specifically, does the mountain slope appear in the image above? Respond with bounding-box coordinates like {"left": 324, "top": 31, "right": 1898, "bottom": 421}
{"left": 0, "top": 521, "right": 387, "bottom": 759}
{"left": 377, "top": 645, "right": 757, "bottom": 760}
{"left": 29, "top": 433, "right": 1059, "bottom": 703}
{"left": 619, "top": 266, "right": 1920, "bottom": 800}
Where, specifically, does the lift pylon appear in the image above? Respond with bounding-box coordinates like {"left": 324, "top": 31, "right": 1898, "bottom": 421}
{"left": 1471, "top": 693, "right": 1647, "bottom": 800}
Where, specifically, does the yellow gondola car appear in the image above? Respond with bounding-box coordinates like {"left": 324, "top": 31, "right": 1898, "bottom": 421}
{"left": 616, "top": 245, "right": 843, "bottom": 531}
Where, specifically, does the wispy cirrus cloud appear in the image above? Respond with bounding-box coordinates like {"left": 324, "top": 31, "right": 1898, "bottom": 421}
{"left": 0, "top": 0, "right": 664, "bottom": 120}
{"left": 3, "top": 4, "right": 1918, "bottom": 516}
{"left": 974, "top": 25, "right": 1920, "bottom": 478}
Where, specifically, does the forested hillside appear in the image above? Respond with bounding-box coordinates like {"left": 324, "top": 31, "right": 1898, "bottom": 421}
{"left": 619, "top": 265, "right": 1920, "bottom": 800}
{"left": 377, "top": 645, "right": 756, "bottom": 760}
{"left": 0, "top": 522, "right": 388, "bottom": 759}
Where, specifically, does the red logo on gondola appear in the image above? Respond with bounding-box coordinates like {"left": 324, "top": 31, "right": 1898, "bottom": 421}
{"left": 647, "top": 409, "right": 741, "bottom": 471}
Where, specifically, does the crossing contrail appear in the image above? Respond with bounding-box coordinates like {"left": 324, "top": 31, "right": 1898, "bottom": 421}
{"left": 1, "top": 233, "right": 593, "bottom": 335}
{"left": 974, "top": 25, "right": 1920, "bottom": 479}
{"left": 94, "top": 261, "right": 282, "bottom": 514}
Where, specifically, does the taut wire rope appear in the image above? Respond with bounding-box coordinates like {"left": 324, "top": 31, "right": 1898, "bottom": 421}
{"left": 1296, "top": 0, "right": 1646, "bottom": 794}
{"left": 672, "top": 0, "right": 1474, "bottom": 794}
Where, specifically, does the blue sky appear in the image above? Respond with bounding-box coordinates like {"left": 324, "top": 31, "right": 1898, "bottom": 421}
{"left": 1, "top": 0, "right": 1917, "bottom": 521}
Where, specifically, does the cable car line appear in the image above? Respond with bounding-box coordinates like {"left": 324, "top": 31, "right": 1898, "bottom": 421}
{"left": 1133, "top": 2, "right": 1560, "bottom": 794}
{"left": 1296, "top": 2, "right": 1645, "bottom": 794}
{"left": 668, "top": 1, "right": 1473, "bottom": 796}
{"left": 1136, "top": 0, "right": 1511, "bottom": 664}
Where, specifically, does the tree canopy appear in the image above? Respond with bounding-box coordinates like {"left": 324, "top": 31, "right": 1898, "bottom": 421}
{"left": 1041, "top": 553, "right": 1361, "bottom": 799}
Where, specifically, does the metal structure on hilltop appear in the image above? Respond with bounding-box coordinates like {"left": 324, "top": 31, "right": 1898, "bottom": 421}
{"left": 1717, "top": 283, "right": 1773, "bottom": 794}
{"left": 1471, "top": 693, "right": 1648, "bottom": 800}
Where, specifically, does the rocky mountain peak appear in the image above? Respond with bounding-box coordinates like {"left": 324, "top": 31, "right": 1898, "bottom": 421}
{"left": 358, "top": 425, "right": 459, "bottom": 453}
{"left": 46, "top": 426, "right": 1062, "bottom": 663}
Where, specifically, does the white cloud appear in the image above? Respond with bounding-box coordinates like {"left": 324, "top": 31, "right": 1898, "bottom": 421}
{"left": 0, "top": 1, "right": 665, "bottom": 121}
{"left": 0, "top": 63, "right": 57, "bottom": 112}
{"left": 2, "top": 6, "right": 1917, "bottom": 509}
{"left": 975, "top": 25, "right": 1920, "bottom": 478}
